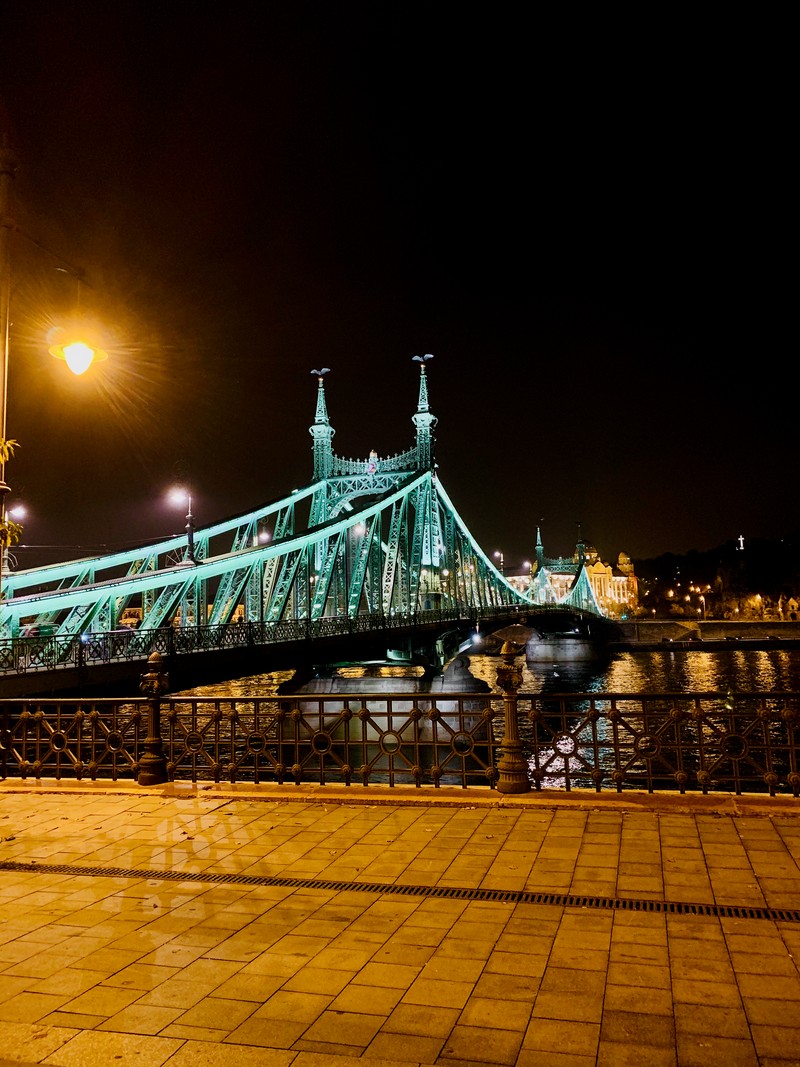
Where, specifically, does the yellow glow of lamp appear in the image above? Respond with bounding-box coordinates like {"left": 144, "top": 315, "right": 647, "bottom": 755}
{"left": 49, "top": 339, "right": 108, "bottom": 376}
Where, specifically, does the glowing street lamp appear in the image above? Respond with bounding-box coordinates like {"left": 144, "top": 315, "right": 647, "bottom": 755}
{"left": 493, "top": 549, "right": 505, "bottom": 574}
{"left": 168, "top": 487, "right": 196, "bottom": 566}
{"left": 1, "top": 134, "right": 109, "bottom": 615}
{"left": 49, "top": 336, "right": 108, "bottom": 376}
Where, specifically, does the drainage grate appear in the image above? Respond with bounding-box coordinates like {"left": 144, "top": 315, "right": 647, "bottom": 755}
{"left": 0, "top": 860, "right": 797, "bottom": 923}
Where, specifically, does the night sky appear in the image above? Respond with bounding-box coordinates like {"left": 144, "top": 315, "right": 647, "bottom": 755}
{"left": 0, "top": 4, "right": 790, "bottom": 575}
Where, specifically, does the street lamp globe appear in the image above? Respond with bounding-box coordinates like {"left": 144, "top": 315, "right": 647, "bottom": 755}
{"left": 49, "top": 338, "right": 108, "bottom": 376}
{"left": 169, "top": 487, "right": 196, "bottom": 566}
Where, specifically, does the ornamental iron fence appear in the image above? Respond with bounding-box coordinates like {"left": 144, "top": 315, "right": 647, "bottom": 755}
{"left": 2, "top": 652, "right": 800, "bottom": 796}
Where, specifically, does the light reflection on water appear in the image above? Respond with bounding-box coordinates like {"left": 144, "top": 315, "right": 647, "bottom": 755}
{"left": 173, "top": 649, "right": 800, "bottom": 698}
{"left": 168, "top": 650, "right": 800, "bottom": 793}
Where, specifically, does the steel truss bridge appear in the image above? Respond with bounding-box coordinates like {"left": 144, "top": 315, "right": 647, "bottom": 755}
{"left": 0, "top": 362, "right": 604, "bottom": 688}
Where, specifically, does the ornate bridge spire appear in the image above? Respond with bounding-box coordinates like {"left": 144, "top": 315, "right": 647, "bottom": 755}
{"left": 309, "top": 368, "right": 334, "bottom": 480}
{"left": 411, "top": 354, "right": 437, "bottom": 470}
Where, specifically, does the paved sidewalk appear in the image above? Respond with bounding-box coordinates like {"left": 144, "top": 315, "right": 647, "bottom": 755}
{"left": 1, "top": 781, "right": 800, "bottom": 1066}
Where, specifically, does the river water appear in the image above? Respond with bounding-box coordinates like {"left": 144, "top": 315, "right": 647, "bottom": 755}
{"left": 173, "top": 647, "right": 800, "bottom": 698}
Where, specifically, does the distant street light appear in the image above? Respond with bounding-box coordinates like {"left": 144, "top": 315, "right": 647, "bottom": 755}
{"left": 493, "top": 549, "right": 505, "bottom": 574}
{"left": 168, "top": 487, "right": 196, "bottom": 565}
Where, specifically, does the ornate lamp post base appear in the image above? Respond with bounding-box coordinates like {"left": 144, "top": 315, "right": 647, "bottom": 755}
{"left": 496, "top": 744, "right": 531, "bottom": 794}
{"left": 138, "top": 651, "right": 169, "bottom": 786}
{"left": 495, "top": 641, "right": 531, "bottom": 795}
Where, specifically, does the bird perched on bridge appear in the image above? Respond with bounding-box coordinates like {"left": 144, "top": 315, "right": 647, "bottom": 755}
{"left": 412, "top": 354, "right": 434, "bottom": 363}
{"left": 310, "top": 368, "right": 330, "bottom": 376}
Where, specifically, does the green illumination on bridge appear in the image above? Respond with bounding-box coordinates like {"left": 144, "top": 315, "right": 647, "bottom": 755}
{"left": 1, "top": 361, "right": 600, "bottom": 640}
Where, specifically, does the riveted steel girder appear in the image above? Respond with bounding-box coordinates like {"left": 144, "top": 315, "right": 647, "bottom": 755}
{"left": 1, "top": 472, "right": 531, "bottom": 638}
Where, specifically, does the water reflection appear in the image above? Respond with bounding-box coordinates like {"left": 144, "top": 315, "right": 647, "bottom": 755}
{"left": 173, "top": 649, "right": 800, "bottom": 699}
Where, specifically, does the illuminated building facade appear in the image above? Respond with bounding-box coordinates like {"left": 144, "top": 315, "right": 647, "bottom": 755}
{"left": 507, "top": 529, "right": 639, "bottom": 619}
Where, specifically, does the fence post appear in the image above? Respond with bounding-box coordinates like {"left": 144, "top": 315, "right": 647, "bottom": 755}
{"left": 138, "top": 650, "right": 169, "bottom": 786}
{"left": 495, "top": 640, "right": 530, "bottom": 794}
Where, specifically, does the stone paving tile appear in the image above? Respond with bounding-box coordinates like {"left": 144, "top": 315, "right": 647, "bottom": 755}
{"left": 743, "top": 995, "right": 800, "bottom": 1026}
{"left": 96, "top": 1001, "right": 184, "bottom": 1034}
{"left": 673, "top": 1002, "right": 751, "bottom": 1038}
{"left": 438, "top": 1023, "right": 523, "bottom": 1064}
{"left": 251, "top": 989, "right": 333, "bottom": 1024}
{"left": 517, "top": 1051, "right": 595, "bottom": 1067}
{"left": 672, "top": 977, "right": 744, "bottom": 1009}
{"left": 0, "top": 1020, "right": 78, "bottom": 1062}
{"left": 282, "top": 965, "right": 355, "bottom": 995}
{"left": 137, "top": 977, "right": 215, "bottom": 1009}
{"left": 300, "top": 1008, "right": 385, "bottom": 1046}
{"left": 674, "top": 1033, "right": 759, "bottom": 1067}
{"left": 223, "top": 1015, "right": 308, "bottom": 1048}
{"left": 521, "top": 1015, "right": 600, "bottom": 1055}
{"left": 365, "top": 1029, "right": 444, "bottom": 1062}
{"left": 473, "top": 971, "right": 541, "bottom": 1002}
{"left": 531, "top": 990, "right": 604, "bottom": 1024}
{"left": 0, "top": 991, "right": 74, "bottom": 1023}
{"left": 402, "top": 976, "right": 475, "bottom": 1009}
{"left": 601, "top": 1009, "right": 675, "bottom": 1046}
{"left": 604, "top": 983, "right": 674, "bottom": 1016}
{"left": 30, "top": 967, "right": 104, "bottom": 999}
{"left": 42, "top": 1009, "right": 110, "bottom": 1029}
{"left": 458, "top": 996, "right": 532, "bottom": 1032}
{"left": 352, "top": 961, "right": 422, "bottom": 989}
{"left": 164, "top": 1041, "right": 295, "bottom": 1066}
{"left": 330, "top": 982, "right": 404, "bottom": 1016}
{"left": 212, "top": 971, "right": 285, "bottom": 1003}
{"left": 597, "top": 1041, "right": 677, "bottom": 1066}
{"left": 40, "top": 1029, "right": 183, "bottom": 1066}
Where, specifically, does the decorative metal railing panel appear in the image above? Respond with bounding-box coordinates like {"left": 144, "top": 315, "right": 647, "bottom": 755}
{"left": 0, "top": 699, "right": 144, "bottom": 781}
{"left": 162, "top": 694, "right": 499, "bottom": 788}
{"left": 3, "top": 690, "right": 800, "bottom": 796}
{"left": 510, "top": 692, "right": 800, "bottom": 796}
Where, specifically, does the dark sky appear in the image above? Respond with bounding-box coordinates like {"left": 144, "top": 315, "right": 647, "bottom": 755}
{"left": 0, "top": 3, "right": 790, "bottom": 574}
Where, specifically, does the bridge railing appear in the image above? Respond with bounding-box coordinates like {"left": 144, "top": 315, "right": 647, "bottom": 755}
{"left": 0, "top": 691, "right": 502, "bottom": 788}
{"left": 0, "top": 604, "right": 527, "bottom": 677}
{"left": 3, "top": 682, "right": 800, "bottom": 797}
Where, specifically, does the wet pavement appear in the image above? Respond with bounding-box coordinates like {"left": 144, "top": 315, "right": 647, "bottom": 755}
{"left": 1, "top": 779, "right": 799, "bottom": 1066}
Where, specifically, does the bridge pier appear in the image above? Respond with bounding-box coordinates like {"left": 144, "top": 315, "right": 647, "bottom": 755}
{"left": 495, "top": 641, "right": 530, "bottom": 794}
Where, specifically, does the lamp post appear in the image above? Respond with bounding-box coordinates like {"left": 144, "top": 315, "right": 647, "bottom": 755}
{"left": 0, "top": 137, "right": 19, "bottom": 522}
{"left": 1, "top": 133, "right": 108, "bottom": 618}
{"left": 493, "top": 549, "right": 505, "bottom": 575}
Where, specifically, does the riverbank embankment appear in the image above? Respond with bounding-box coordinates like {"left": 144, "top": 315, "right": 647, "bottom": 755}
{"left": 613, "top": 618, "right": 800, "bottom": 650}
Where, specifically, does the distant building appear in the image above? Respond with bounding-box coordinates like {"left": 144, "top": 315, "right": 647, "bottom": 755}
{"left": 507, "top": 529, "right": 638, "bottom": 618}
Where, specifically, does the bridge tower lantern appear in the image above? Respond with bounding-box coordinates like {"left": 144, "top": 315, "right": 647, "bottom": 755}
{"left": 309, "top": 368, "right": 335, "bottom": 480}
{"left": 412, "top": 354, "right": 437, "bottom": 471}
